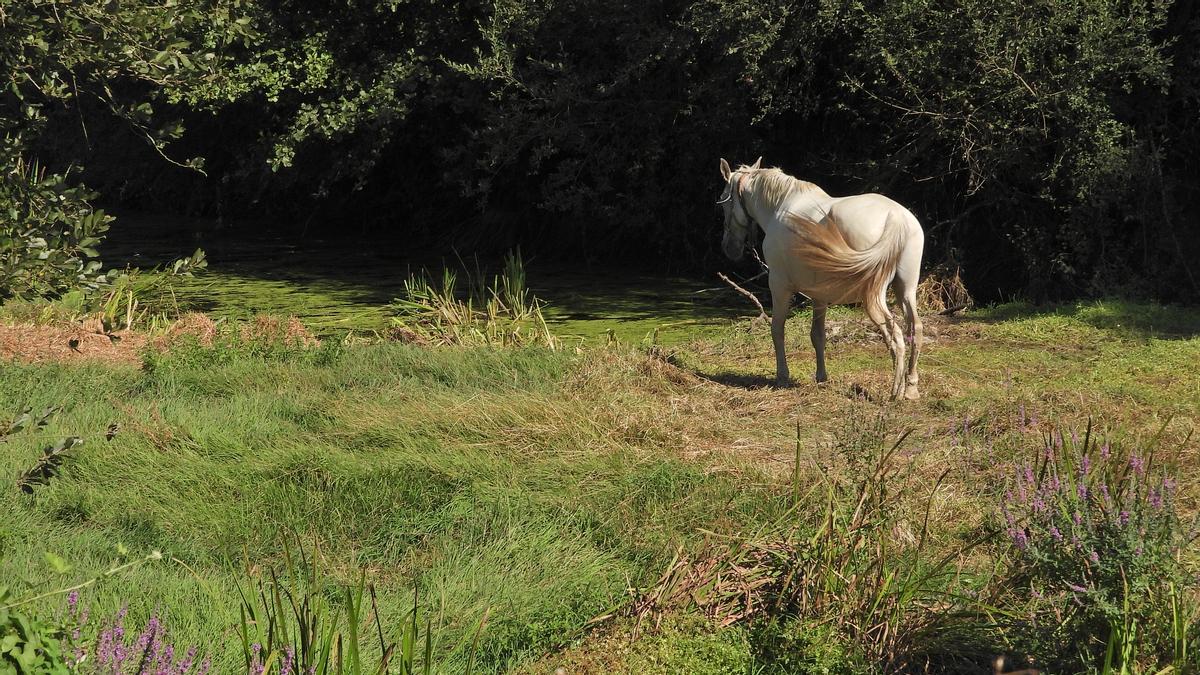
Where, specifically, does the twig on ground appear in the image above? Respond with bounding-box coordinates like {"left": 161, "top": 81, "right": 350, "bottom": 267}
{"left": 938, "top": 303, "right": 969, "bottom": 316}
{"left": 718, "top": 273, "right": 769, "bottom": 325}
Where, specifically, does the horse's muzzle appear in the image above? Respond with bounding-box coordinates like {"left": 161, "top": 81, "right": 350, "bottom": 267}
{"left": 722, "top": 235, "right": 745, "bottom": 261}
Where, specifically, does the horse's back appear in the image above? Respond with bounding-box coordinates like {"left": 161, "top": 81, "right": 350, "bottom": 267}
{"left": 827, "top": 193, "right": 922, "bottom": 251}
{"left": 766, "top": 191, "right": 923, "bottom": 303}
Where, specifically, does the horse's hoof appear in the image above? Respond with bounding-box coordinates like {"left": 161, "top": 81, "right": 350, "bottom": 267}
{"left": 774, "top": 378, "right": 794, "bottom": 389}
{"left": 903, "top": 387, "right": 921, "bottom": 401}
{"left": 848, "top": 383, "right": 873, "bottom": 401}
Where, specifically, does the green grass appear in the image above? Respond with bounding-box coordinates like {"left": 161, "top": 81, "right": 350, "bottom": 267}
{"left": 2, "top": 299, "right": 1199, "bottom": 672}
{"left": 0, "top": 341, "right": 787, "bottom": 672}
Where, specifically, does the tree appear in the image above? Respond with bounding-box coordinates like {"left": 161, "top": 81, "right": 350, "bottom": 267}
{"left": 0, "top": 0, "right": 251, "bottom": 299}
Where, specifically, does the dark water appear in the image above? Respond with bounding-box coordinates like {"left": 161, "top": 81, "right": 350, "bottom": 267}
{"left": 101, "top": 212, "right": 752, "bottom": 344}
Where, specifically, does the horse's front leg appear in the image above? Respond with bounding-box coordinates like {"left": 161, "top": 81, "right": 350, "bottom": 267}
{"left": 770, "top": 282, "right": 793, "bottom": 387}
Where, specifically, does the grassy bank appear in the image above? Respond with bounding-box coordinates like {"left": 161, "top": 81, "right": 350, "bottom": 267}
{"left": 1, "top": 300, "right": 1198, "bottom": 672}
{"left": 0, "top": 336, "right": 791, "bottom": 671}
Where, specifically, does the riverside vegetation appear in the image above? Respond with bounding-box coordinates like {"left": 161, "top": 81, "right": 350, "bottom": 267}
{"left": 5, "top": 0, "right": 1199, "bottom": 671}
{"left": 1, "top": 263, "right": 1198, "bottom": 673}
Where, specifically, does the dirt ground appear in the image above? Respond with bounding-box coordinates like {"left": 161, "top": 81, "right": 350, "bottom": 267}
{"left": 0, "top": 313, "right": 228, "bottom": 367}
{"left": 0, "top": 322, "right": 147, "bottom": 366}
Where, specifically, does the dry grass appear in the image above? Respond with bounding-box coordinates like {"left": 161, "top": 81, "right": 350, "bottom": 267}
{"left": 0, "top": 311, "right": 319, "bottom": 366}
{"left": 0, "top": 320, "right": 145, "bottom": 366}
{"left": 917, "top": 266, "right": 974, "bottom": 314}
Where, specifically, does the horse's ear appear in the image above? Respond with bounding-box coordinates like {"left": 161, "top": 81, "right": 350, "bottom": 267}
{"left": 751, "top": 156, "right": 762, "bottom": 170}
{"left": 719, "top": 158, "right": 732, "bottom": 181}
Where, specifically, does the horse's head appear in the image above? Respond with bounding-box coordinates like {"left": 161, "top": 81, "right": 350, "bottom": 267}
{"left": 717, "top": 156, "right": 761, "bottom": 261}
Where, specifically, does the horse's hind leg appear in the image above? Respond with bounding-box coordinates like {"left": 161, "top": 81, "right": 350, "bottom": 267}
{"left": 892, "top": 275, "right": 923, "bottom": 400}
{"left": 811, "top": 302, "right": 829, "bottom": 383}
{"left": 863, "top": 290, "right": 906, "bottom": 401}
{"left": 770, "top": 277, "right": 793, "bottom": 387}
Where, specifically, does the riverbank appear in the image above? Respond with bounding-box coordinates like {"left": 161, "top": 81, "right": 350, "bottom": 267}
{"left": 1, "top": 301, "right": 1197, "bottom": 672}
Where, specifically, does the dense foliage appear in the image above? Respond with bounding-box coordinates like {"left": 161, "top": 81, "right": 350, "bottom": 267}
{"left": 8, "top": 0, "right": 1200, "bottom": 300}
{"left": 0, "top": 0, "right": 250, "bottom": 299}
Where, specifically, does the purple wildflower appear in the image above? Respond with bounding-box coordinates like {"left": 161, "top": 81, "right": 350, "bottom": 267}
{"left": 1099, "top": 482, "right": 1110, "bottom": 506}
{"left": 1049, "top": 525, "right": 1063, "bottom": 542}
{"left": 251, "top": 643, "right": 265, "bottom": 675}
{"left": 196, "top": 655, "right": 212, "bottom": 675}
{"left": 1070, "top": 429, "right": 1079, "bottom": 446}
{"left": 1073, "top": 511, "right": 1083, "bottom": 526}
{"left": 1149, "top": 489, "right": 1163, "bottom": 509}
{"left": 134, "top": 613, "right": 161, "bottom": 658}
{"left": 1024, "top": 464, "right": 1036, "bottom": 486}
{"left": 1077, "top": 482, "right": 1088, "bottom": 499}
{"left": 1079, "top": 455, "right": 1091, "bottom": 475}
{"left": 1119, "top": 510, "right": 1130, "bottom": 526}
{"left": 1067, "top": 582, "right": 1088, "bottom": 593}
{"left": 1100, "top": 442, "right": 1110, "bottom": 459}
{"left": 178, "top": 645, "right": 198, "bottom": 673}
{"left": 1055, "top": 432, "right": 1064, "bottom": 450}
{"left": 1135, "top": 546, "right": 1144, "bottom": 557}
{"left": 1009, "top": 527, "right": 1029, "bottom": 550}
{"left": 1089, "top": 550, "right": 1100, "bottom": 564}
{"left": 155, "top": 644, "right": 174, "bottom": 675}
{"left": 97, "top": 603, "right": 130, "bottom": 670}
{"left": 1130, "top": 454, "right": 1145, "bottom": 474}
{"left": 281, "top": 645, "right": 296, "bottom": 675}
{"left": 1164, "top": 477, "right": 1178, "bottom": 494}
{"left": 67, "top": 590, "right": 79, "bottom": 613}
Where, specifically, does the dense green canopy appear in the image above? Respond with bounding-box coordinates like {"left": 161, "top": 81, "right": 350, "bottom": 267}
{"left": 4, "top": 0, "right": 1198, "bottom": 301}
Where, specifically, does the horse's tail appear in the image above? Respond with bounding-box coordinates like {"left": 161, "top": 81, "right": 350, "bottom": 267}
{"left": 785, "top": 211, "right": 907, "bottom": 317}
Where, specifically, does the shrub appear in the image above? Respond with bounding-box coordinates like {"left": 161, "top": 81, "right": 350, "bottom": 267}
{"left": 0, "top": 155, "right": 112, "bottom": 302}
{"left": 998, "top": 422, "right": 1199, "bottom": 672}
{"left": 0, "top": 590, "right": 71, "bottom": 674}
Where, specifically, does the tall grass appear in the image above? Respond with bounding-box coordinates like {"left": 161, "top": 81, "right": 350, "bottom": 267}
{"left": 390, "top": 252, "right": 556, "bottom": 348}
{"left": 236, "top": 541, "right": 485, "bottom": 674}
{"left": 626, "top": 411, "right": 996, "bottom": 673}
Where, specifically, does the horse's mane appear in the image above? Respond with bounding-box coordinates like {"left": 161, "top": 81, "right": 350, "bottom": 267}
{"left": 738, "top": 166, "right": 828, "bottom": 205}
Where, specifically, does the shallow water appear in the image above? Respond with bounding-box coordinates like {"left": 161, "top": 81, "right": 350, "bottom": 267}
{"left": 102, "top": 212, "right": 752, "bottom": 344}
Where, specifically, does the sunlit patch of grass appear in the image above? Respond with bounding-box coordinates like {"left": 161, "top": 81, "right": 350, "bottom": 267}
{"left": 2, "top": 301, "right": 1197, "bottom": 672}
{"left": 974, "top": 299, "right": 1200, "bottom": 341}
{"left": 0, "top": 339, "right": 789, "bottom": 672}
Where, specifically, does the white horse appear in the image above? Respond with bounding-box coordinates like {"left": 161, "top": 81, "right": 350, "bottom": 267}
{"left": 717, "top": 157, "right": 925, "bottom": 400}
